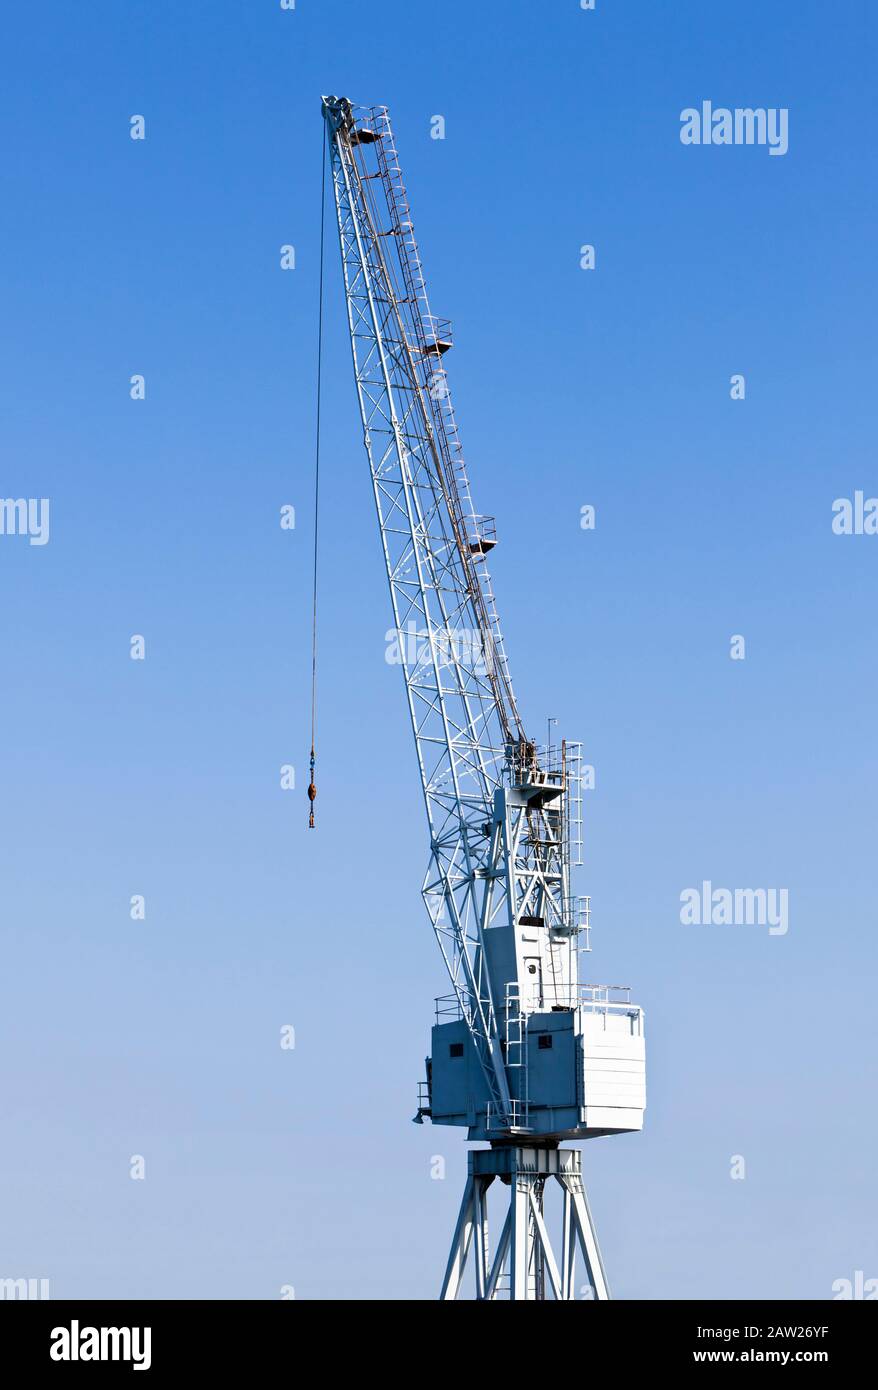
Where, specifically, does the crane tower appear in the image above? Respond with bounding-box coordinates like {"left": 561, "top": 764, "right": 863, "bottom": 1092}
{"left": 321, "top": 95, "right": 646, "bottom": 1300}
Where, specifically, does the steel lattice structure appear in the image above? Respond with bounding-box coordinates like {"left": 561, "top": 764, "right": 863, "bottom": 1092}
{"left": 321, "top": 96, "right": 645, "bottom": 1300}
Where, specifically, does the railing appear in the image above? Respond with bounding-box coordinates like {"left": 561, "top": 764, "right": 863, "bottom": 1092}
{"left": 486, "top": 1097, "right": 531, "bottom": 1134}
{"left": 565, "top": 740, "right": 585, "bottom": 868}
{"left": 438, "top": 981, "right": 636, "bottom": 1023}
{"left": 580, "top": 983, "right": 632, "bottom": 1005}
{"left": 565, "top": 893, "right": 591, "bottom": 947}
{"left": 539, "top": 982, "right": 636, "bottom": 1014}
{"left": 466, "top": 513, "right": 496, "bottom": 555}
{"left": 407, "top": 315, "right": 453, "bottom": 357}
{"left": 506, "top": 739, "right": 566, "bottom": 789}
{"left": 423, "top": 314, "right": 453, "bottom": 349}
{"left": 435, "top": 992, "right": 465, "bottom": 1023}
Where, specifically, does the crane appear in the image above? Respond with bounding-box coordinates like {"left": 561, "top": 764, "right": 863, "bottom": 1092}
{"left": 320, "top": 95, "right": 646, "bottom": 1300}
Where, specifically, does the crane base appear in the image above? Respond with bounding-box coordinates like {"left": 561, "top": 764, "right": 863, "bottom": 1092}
{"left": 440, "top": 1146, "right": 610, "bottom": 1301}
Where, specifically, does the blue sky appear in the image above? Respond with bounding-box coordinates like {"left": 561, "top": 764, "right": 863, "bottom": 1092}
{"left": 1, "top": 0, "right": 875, "bottom": 1299}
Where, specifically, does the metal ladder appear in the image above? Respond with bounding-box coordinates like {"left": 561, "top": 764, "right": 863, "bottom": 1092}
{"left": 371, "top": 106, "right": 521, "bottom": 739}
{"left": 504, "top": 982, "right": 530, "bottom": 1132}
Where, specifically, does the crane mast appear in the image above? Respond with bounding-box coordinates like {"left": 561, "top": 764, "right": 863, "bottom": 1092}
{"left": 321, "top": 96, "right": 645, "bottom": 1300}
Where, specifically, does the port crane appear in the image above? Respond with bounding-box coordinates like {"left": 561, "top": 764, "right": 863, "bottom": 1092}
{"left": 320, "top": 96, "right": 646, "bottom": 1300}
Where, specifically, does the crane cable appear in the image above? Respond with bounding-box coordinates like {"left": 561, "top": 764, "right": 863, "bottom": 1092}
{"left": 308, "top": 120, "right": 327, "bottom": 828}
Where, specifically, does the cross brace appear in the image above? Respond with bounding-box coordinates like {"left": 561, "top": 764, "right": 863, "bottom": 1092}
{"left": 440, "top": 1146, "right": 610, "bottom": 1301}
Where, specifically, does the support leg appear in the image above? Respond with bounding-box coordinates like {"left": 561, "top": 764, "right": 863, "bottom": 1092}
{"left": 529, "top": 1188, "right": 563, "bottom": 1300}
{"left": 485, "top": 1207, "right": 511, "bottom": 1300}
{"left": 440, "top": 1176, "right": 476, "bottom": 1300}
{"left": 443, "top": 1148, "right": 612, "bottom": 1302}
{"left": 563, "top": 1172, "right": 611, "bottom": 1301}
{"left": 560, "top": 1184, "right": 576, "bottom": 1301}
{"left": 509, "top": 1175, "right": 531, "bottom": 1300}
{"left": 472, "top": 1176, "right": 492, "bottom": 1301}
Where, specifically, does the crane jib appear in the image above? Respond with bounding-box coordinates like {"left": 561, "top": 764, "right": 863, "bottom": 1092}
{"left": 318, "top": 94, "right": 645, "bottom": 1300}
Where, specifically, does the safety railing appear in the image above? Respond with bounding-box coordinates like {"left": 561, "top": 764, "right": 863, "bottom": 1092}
{"left": 466, "top": 513, "right": 496, "bottom": 556}
{"left": 539, "top": 982, "right": 636, "bottom": 1014}
{"left": 565, "top": 893, "right": 591, "bottom": 947}
{"left": 435, "top": 993, "right": 465, "bottom": 1023}
{"left": 486, "top": 1097, "right": 531, "bottom": 1134}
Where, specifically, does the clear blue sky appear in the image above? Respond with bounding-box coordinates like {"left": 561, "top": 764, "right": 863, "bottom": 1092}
{"left": 1, "top": 0, "right": 875, "bottom": 1299}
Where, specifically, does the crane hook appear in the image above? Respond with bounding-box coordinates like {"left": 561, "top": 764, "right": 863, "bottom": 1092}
{"left": 307, "top": 124, "right": 327, "bottom": 834}
{"left": 308, "top": 746, "right": 316, "bottom": 828}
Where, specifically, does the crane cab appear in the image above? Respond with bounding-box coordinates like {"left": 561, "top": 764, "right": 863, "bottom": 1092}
{"left": 423, "top": 994, "right": 646, "bottom": 1142}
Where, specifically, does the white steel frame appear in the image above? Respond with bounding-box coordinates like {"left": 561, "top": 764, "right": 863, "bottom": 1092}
{"left": 441, "top": 1147, "right": 610, "bottom": 1301}
{"left": 323, "top": 96, "right": 580, "bottom": 1126}
{"left": 321, "top": 97, "right": 625, "bottom": 1303}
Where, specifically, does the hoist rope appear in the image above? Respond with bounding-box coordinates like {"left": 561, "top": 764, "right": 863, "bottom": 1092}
{"left": 308, "top": 120, "right": 327, "bottom": 828}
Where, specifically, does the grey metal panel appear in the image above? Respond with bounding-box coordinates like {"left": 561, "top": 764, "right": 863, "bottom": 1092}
{"left": 430, "top": 1020, "right": 490, "bottom": 1126}
{"left": 526, "top": 1011, "right": 577, "bottom": 1111}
